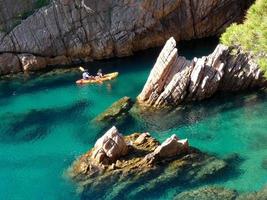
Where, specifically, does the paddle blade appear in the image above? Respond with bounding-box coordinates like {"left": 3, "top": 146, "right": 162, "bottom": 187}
{"left": 79, "top": 67, "right": 85, "bottom": 72}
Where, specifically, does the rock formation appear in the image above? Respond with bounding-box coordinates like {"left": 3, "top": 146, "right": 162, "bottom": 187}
{"left": 93, "top": 96, "right": 134, "bottom": 124}
{"left": 0, "top": 0, "right": 253, "bottom": 75}
{"left": 174, "top": 186, "right": 239, "bottom": 200}
{"left": 137, "top": 37, "right": 267, "bottom": 108}
{"left": 68, "top": 126, "right": 228, "bottom": 199}
{"left": 92, "top": 126, "right": 128, "bottom": 164}
{"left": 174, "top": 185, "right": 267, "bottom": 200}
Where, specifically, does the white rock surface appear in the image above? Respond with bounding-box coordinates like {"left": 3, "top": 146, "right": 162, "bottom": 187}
{"left": 138, "top": 38, "right": 267, "bottom": 108}
{"left": 92, "top": 126, "right": 128, "bottom": 164}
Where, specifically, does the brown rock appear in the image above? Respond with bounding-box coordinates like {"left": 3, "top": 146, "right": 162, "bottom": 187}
{"left": 134, "top": 132, "right": 150, "bottom": 145}
{"left": 0, "top": 53, "right": 21, "bottom": 75}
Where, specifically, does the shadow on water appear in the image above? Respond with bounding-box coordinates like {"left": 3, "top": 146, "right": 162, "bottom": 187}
{"left": 0, "top": 100, "right": 91, "bottom": 144}
{"left": 132, "top": 89, "right": 267, "bottom": 133}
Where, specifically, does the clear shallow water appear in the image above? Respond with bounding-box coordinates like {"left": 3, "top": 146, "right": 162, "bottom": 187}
{"left": 0, "top": 38, "right": 266, "bottom": 200}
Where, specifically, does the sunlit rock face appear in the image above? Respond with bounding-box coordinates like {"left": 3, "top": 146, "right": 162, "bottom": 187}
{"left": 0, "top": 0, "right": 253, "bottom": 75}
{"left": 137, "top": 37, "right": 267, "bottom": 108}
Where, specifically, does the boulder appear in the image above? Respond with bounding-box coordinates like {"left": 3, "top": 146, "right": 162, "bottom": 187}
{"left": 92, "top": 126, "right": 128, "bottom": 164}
{"left": 153, "top": 134, "right": 189, "bottom": 158}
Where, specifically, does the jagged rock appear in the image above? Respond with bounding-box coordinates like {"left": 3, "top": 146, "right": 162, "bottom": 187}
{"left": 93, "top": 97, "right": 134, "bottom": 124}
{"left": 153, "top": 134, "right": 188, "bottom": 158}
{"left": 92, "top": 126, "right": 128, "bottom": 164}
{"left": 174, "top": 186, "right": 239, "bottom": 200}
{"left": 0, "top": 0, "right": 253, "bottom": 75}
{"left": 137, "top": 37, "right": 267, "bottom": 108}
{"left": 68, "top": 129, "right": 228, "bottom": 199}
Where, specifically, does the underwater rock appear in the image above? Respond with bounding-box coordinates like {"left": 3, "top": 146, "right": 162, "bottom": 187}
{"left": 261, "top": 159, "right": 267, "bottom": 170}
{"left": 137, "top": 37, "right": 267, "bottom": 108}
{"left": 174, "top": 185, "right": 267, "bottom": 200}
{"left": 68, "top": 128, "right": 228, "bottom": 198}
{"left": 174, "top": 186, "right": 238, "bottom": 200}
{"left": 0, "top": 0, "right": 253, "bottom": 75}
{"left": 93, "top": 97, "right": 134, "bottom": 124}
{"left": 92, "top": 126, "right": 128, "bottom": 165}
{"left": 237, "top": 186, "right": 267, "bottom": 200}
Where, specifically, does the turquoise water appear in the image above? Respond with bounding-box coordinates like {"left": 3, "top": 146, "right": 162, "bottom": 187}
{"left": 0, "top": 38, "right": 266, "bottom": 199}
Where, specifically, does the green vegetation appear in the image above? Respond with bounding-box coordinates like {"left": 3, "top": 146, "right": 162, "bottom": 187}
{"left": 35, "top": 0, "right": 50, "bottom": 9}
{"left": 220, "top": 0, "right": 267, "bottom": 76}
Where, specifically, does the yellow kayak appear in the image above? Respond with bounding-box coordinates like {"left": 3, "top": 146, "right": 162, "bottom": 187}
{"left": 76, "top": 72, "right": 119, "bottom": 84}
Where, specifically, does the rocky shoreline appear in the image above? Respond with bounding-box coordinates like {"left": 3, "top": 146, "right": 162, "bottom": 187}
{"left": 0, "top": 0, "right": 253, "bottom": 75}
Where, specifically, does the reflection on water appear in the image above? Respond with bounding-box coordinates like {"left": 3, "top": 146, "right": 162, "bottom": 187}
{"left": 131, "top": 90, "right": 267, "bottom": 133}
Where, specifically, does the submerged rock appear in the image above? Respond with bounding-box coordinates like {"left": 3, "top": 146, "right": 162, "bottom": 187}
{"left": 174, "top": 185, "right": 267, "bottom": 200}
{"left": 93, "top": 97, "right": 134, "bottom": 124}
{"left": 237, "top": 186, "right": 267, "bottom": 200}
{"left": 261, "top": 159, "right": 267, "bottom": 170}
{"left": 68, "top": 127, "right": 228, "bottom": 199}
{"left": 0, "top": 0, "right": 253, "bottom": 75}
{"left": 137, "top": 37, "right": 267, "bottom": 108}
{"left": 174, "top": 186, "right": 238, "bottom": 200}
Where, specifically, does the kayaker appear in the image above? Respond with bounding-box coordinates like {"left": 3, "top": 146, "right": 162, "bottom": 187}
{"left": 96, "top": 69, "right": 103, "bottom": 78}
{"left": 82, "top": 70, "right": 90, "bottom": 80}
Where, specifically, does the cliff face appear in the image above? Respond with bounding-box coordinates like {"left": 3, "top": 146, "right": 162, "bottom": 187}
{"left": 0, "top": 0, "right": 253, "bottom": 75}
{"left": 137, "top": 37, "right": 267, "bottom": 108}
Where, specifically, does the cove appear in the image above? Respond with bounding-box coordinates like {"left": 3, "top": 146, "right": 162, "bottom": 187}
{"left": 0, "top": 38, "right": 266, "bottom": 200}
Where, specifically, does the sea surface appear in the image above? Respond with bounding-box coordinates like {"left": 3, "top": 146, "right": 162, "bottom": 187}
{"left": 0, "top": 38, "right": 266, "bottom": 200}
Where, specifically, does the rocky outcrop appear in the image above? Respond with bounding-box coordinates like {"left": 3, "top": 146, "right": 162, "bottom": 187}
{"left": 174, "top": 185, "right": 267, "bottom": 200}
{"left": 92, "top": 126, "right": 128, "bottom": 165}
{"left": 174, "top": 186, "right": 239, "bottom": 200}
{"left": 93, "top": 96, "right": 134, "bottom": 124}
{"left": 137, "top": 37, "right": 267, "bottom": 108}
{"left": 0, "top": 0, "right": 253, "bottom": 75}
{"left": 68, "top": 127, "right": 228, "bottom": 199}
